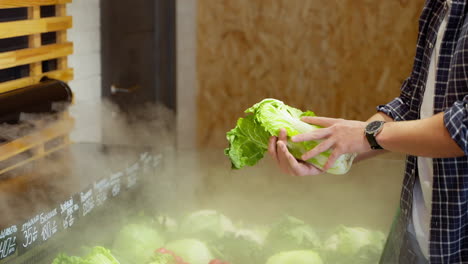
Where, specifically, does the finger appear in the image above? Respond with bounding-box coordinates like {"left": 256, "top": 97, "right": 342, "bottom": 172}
{"left": 278, "top": 128, "right": 288, "bottom": 143}
{"left": 281, "top": 144, "right": 305, "bottom": 176}
{"left": 276, "top": 141, "right": 293, "bottom": 175}
{"left": 291, "top": 128, "right": 331, "bottom": 143}
{"left": 268, "top": 136, "right": 279, "bottom": 163}
{"left": 300, "top": 161, "right": 324, "bottom": 176}
{"left": 301, "top": 116, "right": 341, "bottom": 127}
{"left": 278, "top": 141, "right": 320, "bottom": 177}
{"left": 301, "top": 139, "right": 335, "bottom": 161}
{"left": 323, "top": 149, "right": 342, "bottom": 172}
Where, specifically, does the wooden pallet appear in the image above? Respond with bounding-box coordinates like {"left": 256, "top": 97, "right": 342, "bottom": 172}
{"left": 0, "top": 115, "right": 74, "bottom": 175}
{"left": 0, "top": 0, "right": 74, "bottom": 176}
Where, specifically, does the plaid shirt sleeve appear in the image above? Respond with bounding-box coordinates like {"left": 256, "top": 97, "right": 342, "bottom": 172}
{"left": 377, "top": 78, "right": 417, "bottom": 122}
{"left": 443, "top": 26, "right": 468, "bottom": 155}
{"left": 444, "top": 95, "right": 468, "bottom": 154}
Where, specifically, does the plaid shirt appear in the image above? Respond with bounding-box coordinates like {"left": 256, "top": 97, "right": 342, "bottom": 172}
{"left": 377, "top": 1, "right": 468, "bottom": 263}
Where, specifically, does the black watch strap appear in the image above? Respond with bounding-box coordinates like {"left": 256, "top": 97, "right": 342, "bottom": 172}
{"left": 366, "top": 133, "right": 383, "bottom": 150}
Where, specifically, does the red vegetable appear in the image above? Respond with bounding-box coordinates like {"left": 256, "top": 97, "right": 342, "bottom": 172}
{"left": 155, "top": 248, "right": 190, "bottom": 264}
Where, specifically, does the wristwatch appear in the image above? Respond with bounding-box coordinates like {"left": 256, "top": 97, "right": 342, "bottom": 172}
{"left": 365, "top": 121, "right": 385, "bottom": 150}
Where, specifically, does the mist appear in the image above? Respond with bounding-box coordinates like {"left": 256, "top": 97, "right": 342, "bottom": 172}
{"left": 0, "top": 97, "right": 406, "bottom": 263}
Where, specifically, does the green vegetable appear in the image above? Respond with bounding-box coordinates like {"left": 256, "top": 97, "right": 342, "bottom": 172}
{"left": 52, "top": 254, "right": 85, "bottom": 264}
{"left": 265, "top": 250, "right": 323, "bottom": 264}
{"left": 52, "top": 247, "right": 120, "bottom": 264}
{"left": 178, "top": 210, "right": 235, "bottom": 242}
{"left": 147, "top": 253, "right": 177, "bottom": 264}
{"left": 85, "top": 247, "right": 120, "bottom": 264}
{"left": 112, "top": 223, "right": 165, "bottom": 264}
{"left": 211, "top": 228, "right": 266, "bottom": 264}
{"left": 263, "top": 216, "right": 321, "bottom": 257}
{"left": 165, "top": 239, "right": 214, "bottom": 264}
{"left": 156, "top": 215, "right": 179, "bottom": 234}
{"left": 323, "top": 225, "right": 386, "bottom": 264}
{"left": 225, "top": 98, "right": 356, "bottom": 174}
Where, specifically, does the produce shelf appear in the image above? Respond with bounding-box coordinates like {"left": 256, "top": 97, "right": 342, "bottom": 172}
{"left": 0, "top": 144, "right": 162, "bottom": 264}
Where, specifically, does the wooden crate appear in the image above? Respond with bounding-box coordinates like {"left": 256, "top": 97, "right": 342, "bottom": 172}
{"left": 0, "top": 0, "right": 74, "bottom": 176}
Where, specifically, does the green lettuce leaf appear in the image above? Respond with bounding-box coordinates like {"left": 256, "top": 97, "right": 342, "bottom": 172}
{"left": 52, "top": 247, "right": 120, "bottom": 264}
{"left": 147, "top": 253, "right": 177, "bottom": 264}
{"left": 52, "top": 254, "right": 87, "bottom": 264}
{"left": 165, "top": 239, "right": 214, "bottom": 264}
{"left": 112, "top": 223, "right": 165, "bottom": 264}
{"left": 225, "top": 98, "right": 356, "bottom": 174}
{"left": 322, "top": 225, "right": 386, "bottom": 264}
{"left": 265, "top": 250, "right": 323, "bottom": 264}
{"left": 263, "top": 216, "right": 321, "bottom": 257}
{"left": 85, "top": 247, "right": 120, "bottom": 264}
{"left": 178, "top": 210, "right": 235, "bottom": 242}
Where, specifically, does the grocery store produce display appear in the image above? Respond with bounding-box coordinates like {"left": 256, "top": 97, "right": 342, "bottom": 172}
{"left": 51, "top": 210, "right": 386, "bottom": 264}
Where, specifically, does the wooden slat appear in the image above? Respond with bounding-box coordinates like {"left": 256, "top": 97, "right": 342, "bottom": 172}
{"left": 0, "top": 140, "right": 71, "bottom": 175}
{"left": 28, "top": 6, "right": 43, "bottom": 78}
{"left": 56, "top": 4, "right": 69, "bottom": 70}
{"left": 0, "top": 42, "right": 73, "bottom": 70}
{"left": 0, "top": 68, "right": 73, "bottom": 93}
{"left": 0, "top": 16, "right": 72, "bottom": 39}
{"left": 0, "top": 117, "right": 74, "bottom": 162}
{"left": 0, "top": 0, "right": 72, "bottom": 8}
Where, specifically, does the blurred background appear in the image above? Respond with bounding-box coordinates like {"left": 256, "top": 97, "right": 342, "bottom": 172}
{"left": 67, "top": 0, "right": 425, "bottom": 149}
{"left": 190, "top": 0, "right": 424, "bottom": 148}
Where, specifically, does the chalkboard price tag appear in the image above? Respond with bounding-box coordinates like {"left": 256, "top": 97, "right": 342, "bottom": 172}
{"left": 18, "top": 215, "right": 40, "bottom": 253}
{"left": 80, "top": 188, "right": 95, "bottom": 217}
{"left": 152, "top": 154, "right": 162, "bottom": 169}
{"left": 0, "top": 225, "right": 18, "bottom": 260}
{"left": 60, "top": 196, "right": 80, "bottom": 230}
{"left": 39, "top": 208, "right": 59, "bottom": 242}
{"left": 126, "top": 162, "right": 140, "bottom": 189}
{"left": 140, "top": 152, "right": 153, "bottom": 175}
{"left": 94, "top": 178, "right": 110, "bottom": 207}
{"left": 109, "top": 171, "right": 124, "bottom": 198}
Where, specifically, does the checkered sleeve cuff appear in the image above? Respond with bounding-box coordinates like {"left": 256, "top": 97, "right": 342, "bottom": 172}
{"left": 377, "top": 97, "right": 411, "bottom": 122}
{"left": 376, "top": 78, "right": 415, "bottom": 122}
{"left": 444, "top": 96, "right": 468, "bottom": 155}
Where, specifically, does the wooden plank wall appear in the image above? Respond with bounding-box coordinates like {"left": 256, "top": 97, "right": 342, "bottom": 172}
{"left": 0, "top": 0, "right": 74, "bottom": 175}
{"left": 197, "top": 0, "right": 425, "bottom": 147}
{"left": 0, "top": 0, "right": 73, "bottom": 93}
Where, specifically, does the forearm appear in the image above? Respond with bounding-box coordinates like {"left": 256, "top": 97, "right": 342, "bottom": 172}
{"left": 376, "top": 112, "right": 464, "bottom": 158}
{"left": 366, "top": 112, "right": 395, "bottom": 123}
{"left": 354, "top": 112, "right": 393, "bottom": 163}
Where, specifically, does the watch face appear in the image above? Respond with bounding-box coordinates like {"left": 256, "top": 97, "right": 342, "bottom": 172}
{"left": 366, "top": 121, "right": 383, "bottom": 133}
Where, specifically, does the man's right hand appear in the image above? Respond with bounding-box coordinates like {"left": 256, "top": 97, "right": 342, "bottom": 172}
{"left": 267, "top": 128, "right": 323, "bottom": 177}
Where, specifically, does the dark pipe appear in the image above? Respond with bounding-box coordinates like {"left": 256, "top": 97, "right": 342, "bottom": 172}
{"left": 0, "top": 77, "right": 73, "bottom": 124}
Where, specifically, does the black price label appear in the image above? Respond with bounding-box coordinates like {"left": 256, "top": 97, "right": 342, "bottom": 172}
{"left": 140, "top": 152, "right": 153, "bottom": 175}
{"left": 59, "top": 196, "right": 80, "bottom": 230}
{"left": 109, "top": 171, "right": 124, "bottom": 198}
{"left": 94, "top": 178, "right": 110, "bottom": 207}
{"left": 140, "top": 152, "right": 150, "bottom": 162}
{"left": 80, "top": 188, "right": 95, "bottom": 217}
{"left": 39, "top": 208, "right": 59, "bottom": 242}
{"left": 126, "top": 162, "right": 140, "bottom": 189}
{"left": 0, "top": 225, "right": 17, "bottom": 260}
{"left": 152, "top": 154, "right": 162, "bottom": 169}
{"left": 19, "top": 215, "right": 40, "bottom": 252}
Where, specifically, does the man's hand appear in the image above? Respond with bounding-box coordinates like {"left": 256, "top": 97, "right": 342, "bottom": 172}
{"left": 292, "top": 116, "right": 371, "bottom": 171}
{"left": 268, "top": 128, "right": 323, "bottom": 176}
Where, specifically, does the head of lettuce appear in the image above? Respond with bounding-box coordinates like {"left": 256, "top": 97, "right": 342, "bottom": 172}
{"left": 225, "top": 99, "right": 356, "bottom": 175}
